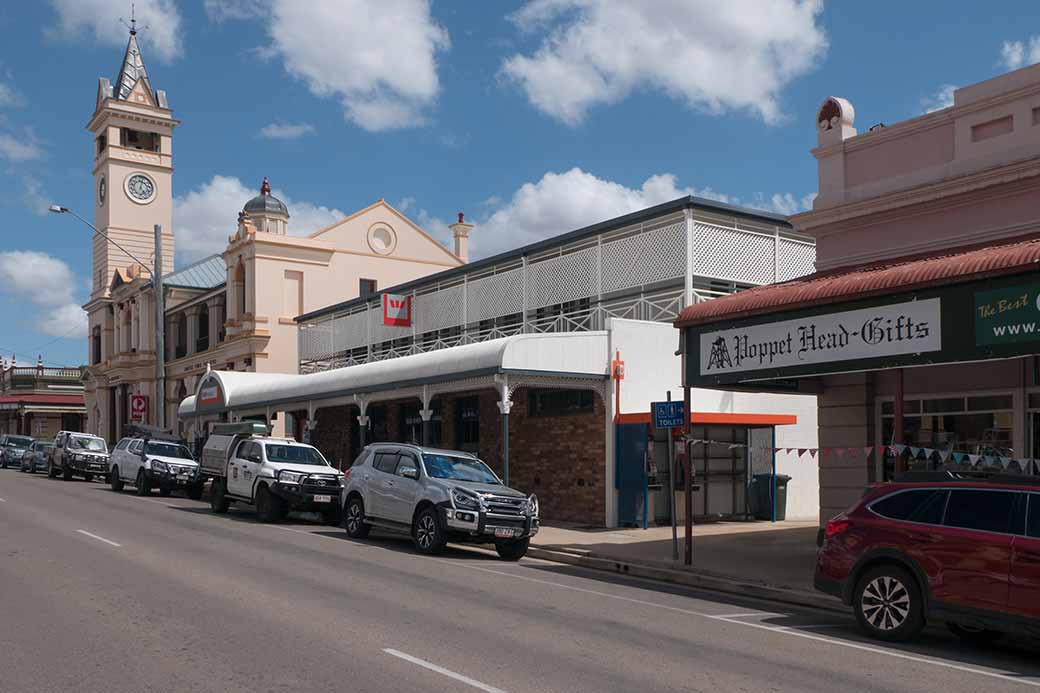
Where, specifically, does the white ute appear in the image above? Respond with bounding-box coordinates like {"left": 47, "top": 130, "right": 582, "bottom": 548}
{"left": 201, "top": 422, "right": 343, "bottom": 524}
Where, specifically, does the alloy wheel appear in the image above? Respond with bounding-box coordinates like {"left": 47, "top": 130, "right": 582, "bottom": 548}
{"left": 416, "top": 515, "right": 436, "bottom": 549}
{"left": 347, "top": 504, "right": 362, "bottom": 533}
{"left": 861, "top": 576, "right": 911, "bottom": 631}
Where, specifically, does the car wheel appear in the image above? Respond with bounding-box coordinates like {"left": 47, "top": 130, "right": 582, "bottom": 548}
{"left": 136, "top": 469, "right": 151, "bottom": 496}
{"left": 255, "top": 485, "right": 286, "bottom": 523}
{"left": 186, "top": 483, "right": 204, "bottom": 501}
{"left": 854, "top": 565, "right": 925, "bottom": 642}
{"left": 62, "top": 465, "right": 73, "bottom": 481}
{"left": 48, "top": 461, "right": 58, "bottom": 479}
{"left": 344, "top": 497, "right": 371, "bottom": 538}
{"left": 413, "top": 506, "right": 447, "bottom": 555}
{"left": 495, "top": 537, "right": 530, "bottom": 561}
{"left": 110, "top": 466, "right": 124, "bottom": 492}
{"left": 947, "top": 622, "right": 1004, "bottom": 644}
{"left": 210, "top": 478, "right": 230, "bottom": 514}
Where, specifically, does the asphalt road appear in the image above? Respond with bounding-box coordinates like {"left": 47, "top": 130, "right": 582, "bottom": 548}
{"left": 3, "top": 469, "right": 1040, "bottom": 693}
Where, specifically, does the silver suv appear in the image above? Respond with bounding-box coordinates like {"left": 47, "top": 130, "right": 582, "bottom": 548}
{"left": 341, "top": 444, "right": 539, "bottom": 561}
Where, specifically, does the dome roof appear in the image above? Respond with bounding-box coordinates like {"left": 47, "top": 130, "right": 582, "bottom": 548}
{"left": 243, "top": 177, "right": 289, "bottom": 217}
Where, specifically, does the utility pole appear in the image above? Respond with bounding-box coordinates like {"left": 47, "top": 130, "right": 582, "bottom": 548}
{"left": 154, "top": 224, "right": 165, "bottom": 429}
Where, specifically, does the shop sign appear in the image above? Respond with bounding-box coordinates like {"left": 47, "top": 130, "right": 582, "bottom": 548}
{"left": 974, "top": 283, "right": 1040, "bottom": 346}
{"left": 699, "top": 298, "right": 942, "bottom": 376}
{"left": 382, "top": 293, "right": 412, "bottom": 327}
{"left": 653, "top": 401, "right": 685, "bottom": 429}
{"left": 198, "top": 380, "right": 223, "bottom": 407}
{"left": 130, "top": 394, "right": 148, "bottom": 423}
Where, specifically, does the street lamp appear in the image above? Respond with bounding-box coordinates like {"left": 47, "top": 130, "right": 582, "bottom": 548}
{"left": 50, "top": 204, "right": 167, "bottom": 431}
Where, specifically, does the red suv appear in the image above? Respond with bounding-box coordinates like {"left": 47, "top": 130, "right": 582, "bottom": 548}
{"left": 815, "top": 472, "right": 1040, "bottom": 642}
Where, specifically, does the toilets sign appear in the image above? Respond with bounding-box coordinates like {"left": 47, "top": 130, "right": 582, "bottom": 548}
{"left": 699, "top": 298, "right": 942, "bottom": 376}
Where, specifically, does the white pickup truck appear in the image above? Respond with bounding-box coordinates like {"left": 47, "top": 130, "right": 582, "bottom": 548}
{"left": 201, "top": 422, "right": 343, "bottom": 525}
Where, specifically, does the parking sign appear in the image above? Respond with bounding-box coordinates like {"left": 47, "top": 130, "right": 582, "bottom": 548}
{"left": 652, "top": 401, "right": 685, "bottom": 429}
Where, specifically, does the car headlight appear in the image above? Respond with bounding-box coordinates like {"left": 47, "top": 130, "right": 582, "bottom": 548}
{"left": 278, "top": 470, "right": 306, "bottom": 485}
{"left": 527, "top": 494, "right": 539, "bottom": 517}
{"left": 451, "top": 488, "right": 480, "bottom": 511}
{"left": 150, "top": 460, "right": 168, "bottom": 473}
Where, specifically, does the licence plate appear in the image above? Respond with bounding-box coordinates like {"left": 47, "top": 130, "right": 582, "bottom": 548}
{"left": 312, "top": 495, "right": 332, "bottom": 503}
{"left": 494, "top": 528, "right": 517, "bottom": 539}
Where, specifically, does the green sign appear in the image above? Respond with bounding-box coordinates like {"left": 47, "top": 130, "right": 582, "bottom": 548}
{"left": 975, "top": 283, "right": 1040, "bottom": 346}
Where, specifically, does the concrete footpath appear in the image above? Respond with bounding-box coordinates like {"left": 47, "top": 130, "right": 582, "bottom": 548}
{"left": 529, "top": 519, "right": 843, "bottom": 612}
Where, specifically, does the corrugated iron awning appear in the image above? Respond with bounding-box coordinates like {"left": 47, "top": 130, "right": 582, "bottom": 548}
{"left": 675, "top": 235, "right": 1040, "bottom": 328}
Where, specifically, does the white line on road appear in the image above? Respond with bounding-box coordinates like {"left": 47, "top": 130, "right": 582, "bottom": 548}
{"left": 710, "top": 612, "right": 781, "bottom": 619}
{"left": 383, "top": 649, "right": 506, "bottom": 693}
{"left": 75, "top": 530, "right": 122, "bottom": 547}
{"left": 261, "top": 525, "right": 1040, "bottom": 688}
{"left": 0, "top": 497, "right": 6, "bottom": 501}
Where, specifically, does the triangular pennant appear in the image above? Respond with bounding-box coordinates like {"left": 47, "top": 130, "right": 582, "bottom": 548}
{"left": 893, "top": 444, "right": 907, "bottom": 455}
{"left": 834, "top": 448, "right": 846, "bottom": 458}
{"left": 923, "top": 448, "right": 935, "bottom": 459}
{"left": 785, "top": 448, "right": 795, "bottom": 455}
{"left": 797, "top": 448, "right": 807, "bottom": 458}
{"left": 863, "top": 446, "right": 874, "bottom": 458}
{"left": 909, "top": 446, "right": 921, "bottom": 458}
{"left": 1000, "top": 457, "right": 1013, "bottom": 469}
{"left": 819, "top": 448, "right": 831, "bottom": 459}
{"left": 968, "top": 454, "right": 981, "bottom": 465}
{"left": 939, "top": 450, "right": 951, "bottom": 462}
{"left": 809, "top": 449, "right": 818, "bottom": 459}
{"left": 847, "top": 447, "right": 859, "bottom": 458}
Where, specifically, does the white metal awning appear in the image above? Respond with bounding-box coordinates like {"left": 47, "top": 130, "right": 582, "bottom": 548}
{"left": 179, "top": 332, "right": 608, "bottom": 417}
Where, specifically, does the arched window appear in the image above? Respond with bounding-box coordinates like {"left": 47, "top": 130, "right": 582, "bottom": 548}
{"left": 197, "top": 303, "right": 210, "bottom": 353}
{"left": 91, "top": 326, "right": 102, "bottom": 365}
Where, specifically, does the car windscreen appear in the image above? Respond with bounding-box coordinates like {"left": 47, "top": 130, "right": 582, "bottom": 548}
{"left": 70, "top": 437, "right": 107, "bottom": 452}
{"left": 264, "top": 444, "right": 328, "bottom": 466}
{"left": 422, "top": 454, "right": 500, "bottom": 484}
{"left": 144, "top": 441, "right": 193, "bottom": 459}
{"left": 8, "top": 436, "right": 32, "bottom": 447}
{"left": 39, "top": 442, "right": 54, "bottom": 449}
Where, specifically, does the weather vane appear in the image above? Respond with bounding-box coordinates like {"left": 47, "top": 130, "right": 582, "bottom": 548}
{"left": 119, "top": 3, "right": 148, "bottom": 35}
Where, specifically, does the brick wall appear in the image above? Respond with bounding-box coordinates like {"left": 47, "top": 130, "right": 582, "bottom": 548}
{"left": 308, "top": 386, "right": 606, "bottom": 526}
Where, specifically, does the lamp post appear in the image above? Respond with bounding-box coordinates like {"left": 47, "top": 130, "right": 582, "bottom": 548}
{"left": 50, "top": 205, "right": 166, "bottom": 430}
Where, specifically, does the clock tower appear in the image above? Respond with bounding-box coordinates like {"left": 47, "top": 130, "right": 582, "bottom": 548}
{"left": 87, "top": 19, "right": 177, "bottom": 299}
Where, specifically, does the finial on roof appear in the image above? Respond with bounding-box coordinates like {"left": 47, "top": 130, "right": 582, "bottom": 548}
{"left": 458, "top": 212, "right": 464, "bottom": 224}
{"left": 260, "top": 177, "right": 271, "bottom": 196}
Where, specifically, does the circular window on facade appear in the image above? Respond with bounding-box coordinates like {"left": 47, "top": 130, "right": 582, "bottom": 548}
{"left": 366, "top": 223, "right": 397, "bottom": 255}
{"left": 124, "top": 172, "right": 157, "bottom": 205}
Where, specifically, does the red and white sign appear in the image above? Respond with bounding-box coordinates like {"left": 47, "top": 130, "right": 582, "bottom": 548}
{"left": 382, "top": 293, "right": 412, "bottom": 327}
{"left": 130, "top": 394, "right": 148, "bottom": 423}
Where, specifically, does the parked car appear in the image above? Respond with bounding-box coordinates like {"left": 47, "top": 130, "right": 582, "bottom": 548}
{"left": 1, "top": 435, "right": 34, "bottom": 469}
{"left": 109, "top": 434, "right": 203, "bottom": 499}
{"left": 815, "top": 471, "right": 1040, "bottom": 643}
{"left": 200, "top": 421, "right": 343, "bottom": 524}
{"left": 50, "top": 431, "right": 109, "bottom": 481}
{"left": 20, "top": 440, "right": 54, "bottom": 473}
{"left": 341, "top": 443, "right": 539, "bottom": 560}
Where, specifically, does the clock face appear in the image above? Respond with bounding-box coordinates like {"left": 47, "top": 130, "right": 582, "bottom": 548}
{"left": 126, "top": 173, "right": 155, "bottom": 202}
{"left": 98, "top": 176, "right": 106, "bottom": 206}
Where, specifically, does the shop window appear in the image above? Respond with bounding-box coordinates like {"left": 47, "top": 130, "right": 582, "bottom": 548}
{"left": 401, "top": 402, "right": 441, "bottom": 446}
{"left": 528, "top": 389, "right": 594, "bottom": 417}
{"left": 369, "top": 406, "right": 388, "bottom": 443}
{"left": 455, "top": 396, "right": 480, "bottom": 453}
{"left": 197, "top": 304, "right": 210, "bottom": 353}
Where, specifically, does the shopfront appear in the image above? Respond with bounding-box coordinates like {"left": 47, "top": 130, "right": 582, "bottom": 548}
{"left": 677, "top": 241, "right": 1040, "bottom": 522}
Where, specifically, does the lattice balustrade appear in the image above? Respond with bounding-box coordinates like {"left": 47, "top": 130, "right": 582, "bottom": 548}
{"left": 300, "top": 319, "right": 333, "bottom": 362}
{"left": 694, "top": 223, "right": 775, "bottom": 285}
{"left": 367, "top": 304, "right": 411, "bottom": 344}
{"left": 414, "top": 283, "right": 465, "bottom": 334}
{"left": 601, "top": 221, "right": 686, "bottom": 293}
{"left": 332, "top": 310, "right": 368, "bottom": 353}
{"left": 525, "top": 246, "right": 597, "bottom": 310}
{"left": 777, "top": 237, "right": 816, "bottom": 281}
{"left": 466, "top": 268, "right": 523, "bottom": 323}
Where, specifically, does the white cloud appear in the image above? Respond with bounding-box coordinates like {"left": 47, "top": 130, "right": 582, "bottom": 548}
{"left": 0, "top": 80, "right": 21, "bottom": 109}
{"left": 203, "top": 0, "right": 265, "bottom": 22}
{"left": 215, "top": 0, "right": 449, "bottom": 131}
{"left": 463, "top": 167, "right": 811, "bottom": 259}
{"left": 259, "top": 122, "right": 315, "bottom": 139}
{"left": 501, "top": 0, "right": 827, "bottom": 125}
{"left": 1001, "top": 36, "right": 1040, "bottom": 70}
{"left": 48, "top": 0, "right": 183, "bottom": 62}
{"left": 0, "top": 251, "right": 86, "bottom": 337}
{"left": 21, "top": 177, "right": 50, "bottom": 217}
{"left": 173, "top": 175, "right": 346, "bottom": 262}
{"left": 922, "top": 84, "right": 957, "bottom": 113}
{"left": 0, "top": 132, "right": 42, "bottom": 162}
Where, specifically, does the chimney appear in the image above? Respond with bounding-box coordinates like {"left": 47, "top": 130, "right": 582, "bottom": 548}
{"left": 449, "top": 212, "right": 474, "bottom": 264}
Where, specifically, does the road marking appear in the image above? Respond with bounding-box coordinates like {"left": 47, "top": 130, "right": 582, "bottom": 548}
{"left": 383, "top": 649, "right": 506, "bottom": 693}
{"left": 75, "top": 530, "right": 122, "bottom": 548}
{"left": 710, "top": 612, "right": 781, "bottom": 619}
{"left": 253, "top": 525, "right": 1040, "bottom": 688}
{"left": 0, "top": 497, "right": 6, "bottom": 502}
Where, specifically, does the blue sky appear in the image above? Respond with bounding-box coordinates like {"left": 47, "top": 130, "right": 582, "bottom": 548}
{"left": 0, "top": 0, "right": 1038, "bottom": 366}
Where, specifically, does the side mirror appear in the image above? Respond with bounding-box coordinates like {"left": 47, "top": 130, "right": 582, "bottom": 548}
{"left": 400, "top": 466, "right": 419, "bottom": 480}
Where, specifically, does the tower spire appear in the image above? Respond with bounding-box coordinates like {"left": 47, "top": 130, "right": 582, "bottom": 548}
{"left": 114, "top": 4, "right": 151, "bottom": 101}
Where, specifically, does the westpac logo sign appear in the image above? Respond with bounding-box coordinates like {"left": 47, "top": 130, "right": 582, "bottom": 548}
{"left": 382, "top": 293, "right": 412, "bottom": 327}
